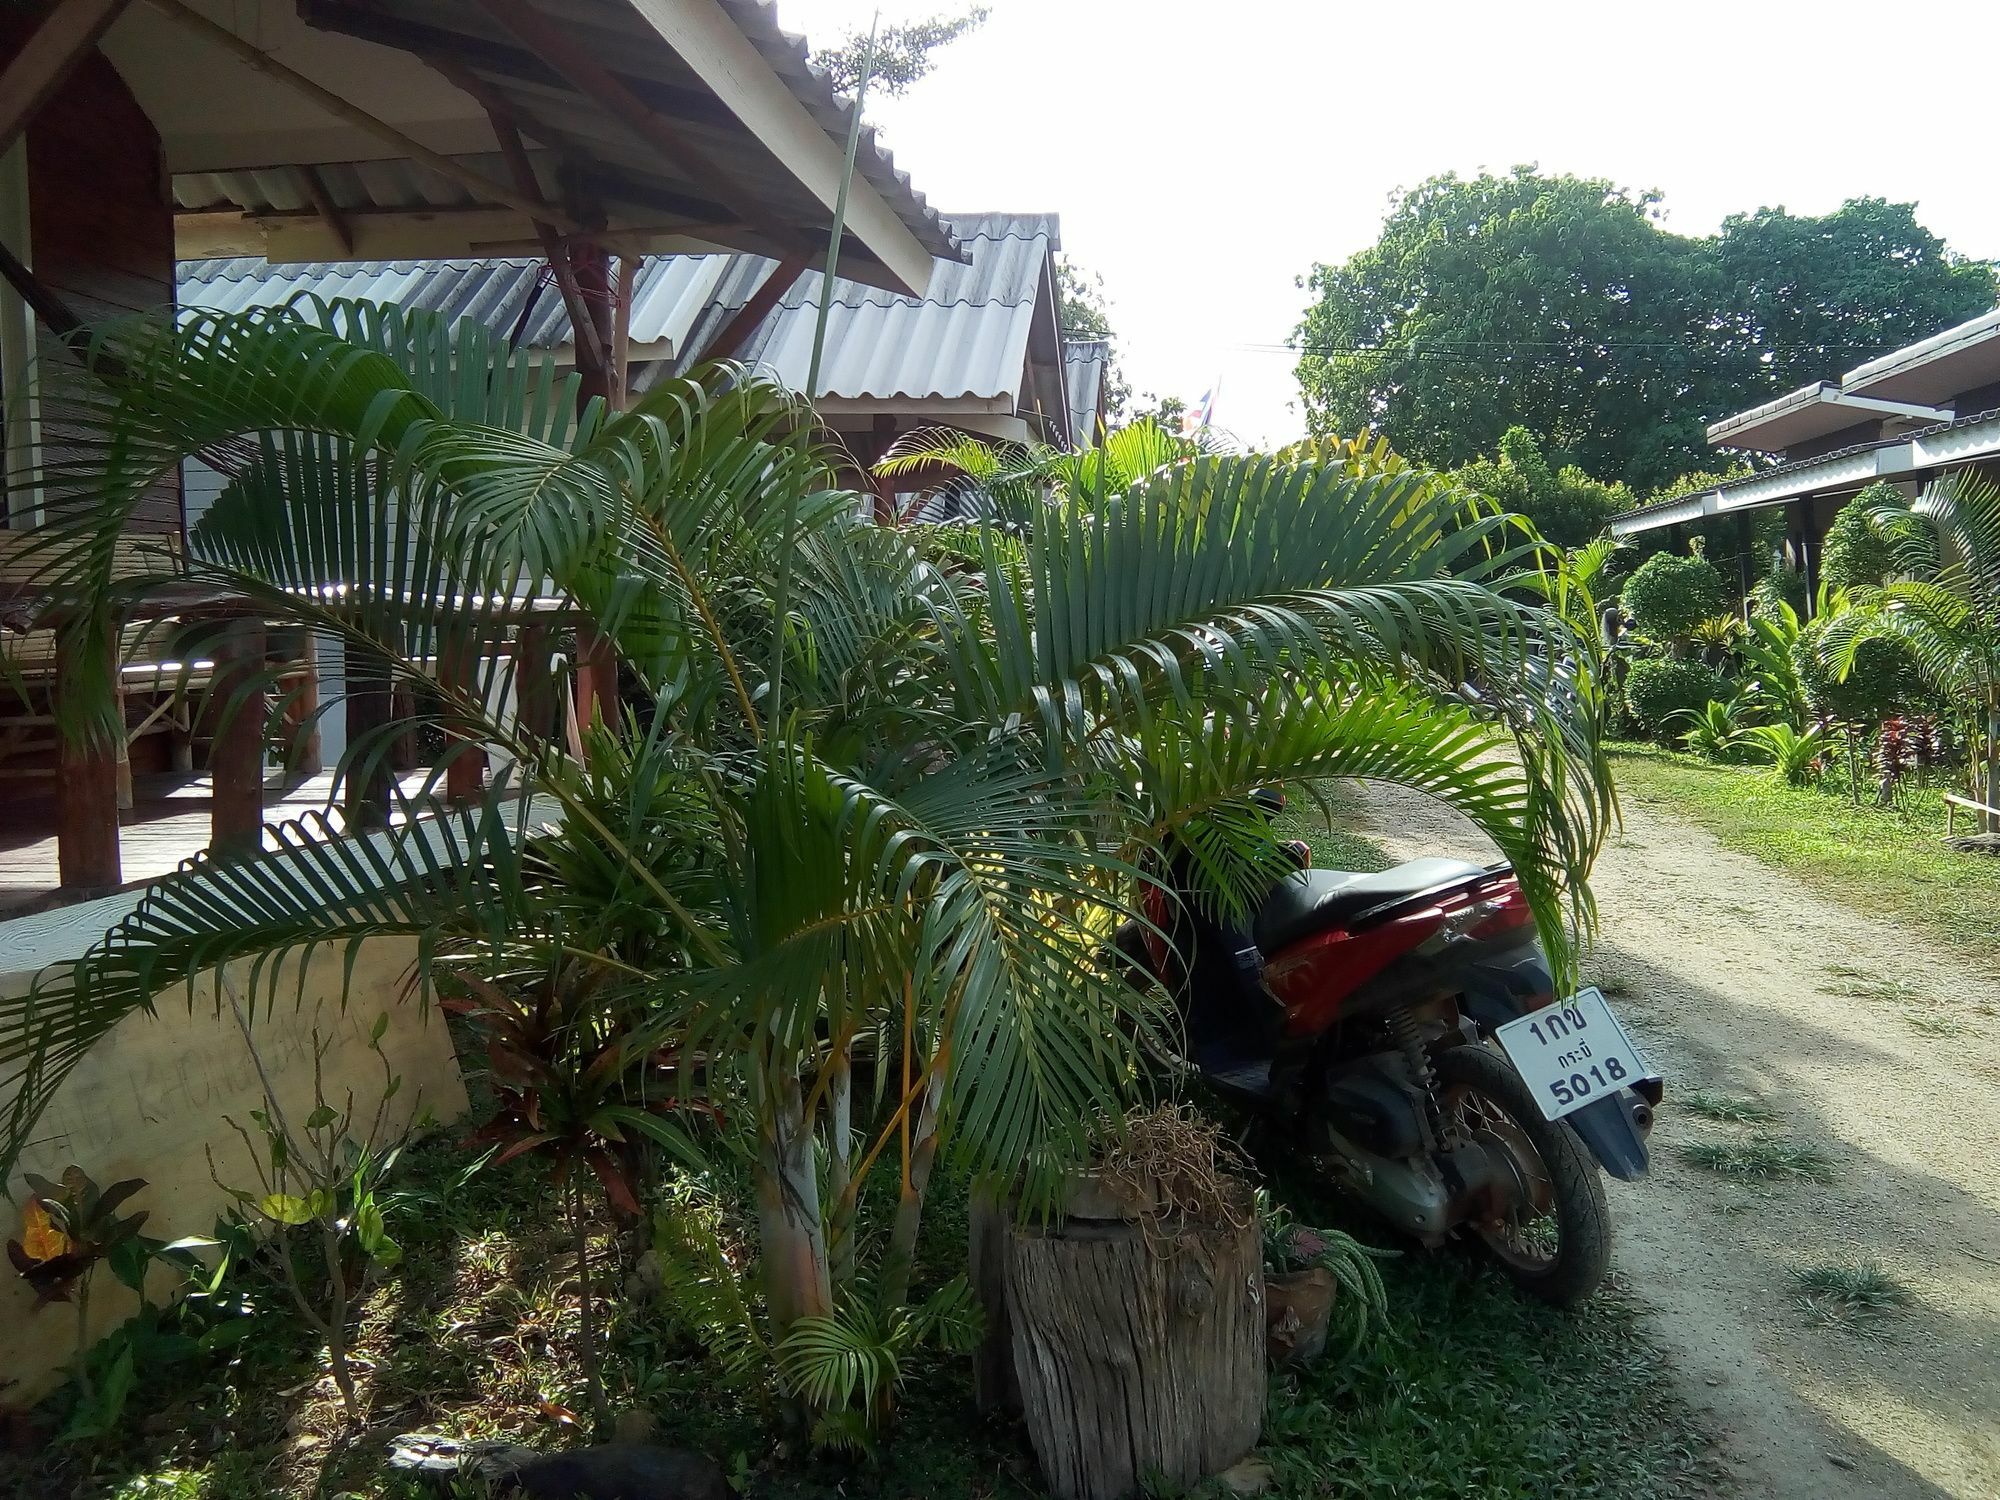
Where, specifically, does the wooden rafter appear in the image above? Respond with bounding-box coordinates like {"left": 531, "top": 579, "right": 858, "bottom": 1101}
{"left": 0, "top": 0, "right": 136, "bottom": 159}
{"left": 692, "top": 254, "right": 806, "bottom": 365}
{"left": 295, "top": 165, "right": 355, "bottom": 255}
{"left": 142, "top": 0, "right": 587, "bottom": 236}
{"left": 473, "top": 93, "right": 611, "bottom": 382}
{"left": 471, "top": 0, "right": 793, "bottom": 250}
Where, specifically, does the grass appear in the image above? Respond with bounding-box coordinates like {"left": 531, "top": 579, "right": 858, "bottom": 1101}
{"left": 1607, "top": 743, "right": 2000, "bottom": 964}
{"left": 1679, "top": 1138, "right": 1832, "bottom": 1182}
{"left": 1679, "top": 1089, "right": 1780, "bottom": 1125}
{"left": 1792, "top": 1262, "right": 1914, "bottom": 1332}
{"left": 1268, "top": 781, "right": 1393, "bottom": 875}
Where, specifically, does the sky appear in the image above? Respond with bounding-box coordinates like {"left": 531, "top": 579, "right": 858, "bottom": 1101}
{"left": 779, "top": 0, "right": 2000, "bottom": 451}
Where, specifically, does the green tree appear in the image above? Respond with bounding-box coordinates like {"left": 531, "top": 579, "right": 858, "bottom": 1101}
{"left": 1296, "top": 172, "right": 1997, "bottom": 494}
{"left": 812, "top": 7, "right": 989, "bottom": 96}
{"left": 1713, "top": 200, "right": 1998, "bottom": 395}
{"left": 1055, "top": 260, "right": 1131, "bottom": 420}
{"left": 1294, "top": 168, "right": 1728, "bottom": 491}
{"left": 1453, "top": 427, "right": 1632, "bottom": 547}
{"left": 3, "top": 306, "right": 1614, "bottom": 1437}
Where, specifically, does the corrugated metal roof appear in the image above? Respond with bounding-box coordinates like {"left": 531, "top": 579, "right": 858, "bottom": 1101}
{"left": 179, "top": 214, "right": 1066, "bottom": 412}
{"left": 179, "top": 254, "right": 738, "bottom": 352}
{"left": 163, "top": 0, "right": 960, "bottom": 285}
{"left": 1063, "top": 340, "right": 1108, "bottom": 442}
{"left": 1612, "top": 404, "right": 2000, "bottom": 532}
{"left": 739, "top": 291, "right": 1035, "bottom": 401}
{"left": 729, "top": 214, "right": 1055, "bottom": 402}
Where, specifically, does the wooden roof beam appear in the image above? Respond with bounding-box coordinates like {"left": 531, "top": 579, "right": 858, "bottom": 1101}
{"left": 689, "top": 255, "right": 805, "bottom": 364}
{"left": 296, "top": 165, "right": 355, "bottom": 255}
{"left": 0, "top": 0, "right": 136, "bottom": 159}
{"left": 142, "top": 0, "right": 588, "bottom": 238}
{"left": 472, "top": 0, "right": 797, "bottom": 253}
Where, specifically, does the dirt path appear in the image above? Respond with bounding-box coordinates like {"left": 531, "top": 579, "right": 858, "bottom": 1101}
{"left": 1343, "top": 779, "right": 2000, "bottom": 1500}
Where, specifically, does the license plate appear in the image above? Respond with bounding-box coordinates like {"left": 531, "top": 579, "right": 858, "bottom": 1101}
{"left": 1493, "top": 987, "right": 1657, "bottom": 1122}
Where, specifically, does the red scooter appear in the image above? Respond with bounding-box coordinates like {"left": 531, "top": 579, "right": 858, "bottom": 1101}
{"left": 1115, "top": 792, "right": 1659, "bottom": 1305}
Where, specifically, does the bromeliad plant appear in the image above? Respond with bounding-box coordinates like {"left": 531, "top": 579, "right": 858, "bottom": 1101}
{"left": 0, "top": 301, "right": 1614, "bottom": 1441}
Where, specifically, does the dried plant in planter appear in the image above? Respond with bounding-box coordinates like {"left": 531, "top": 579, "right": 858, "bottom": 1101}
{"left": 1003, "top": 1106, "right": 1266, "bottom": 1499}
{"left": 1078, "top": 1104, "right": 1256, "bottom": 1233}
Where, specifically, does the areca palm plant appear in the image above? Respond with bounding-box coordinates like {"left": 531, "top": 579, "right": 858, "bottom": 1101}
{"left": 1, "top": 301, "right": 1612, "bottom": 1436}
{"left": 1821, "top": 471, "right": 2000, "bottom": 828}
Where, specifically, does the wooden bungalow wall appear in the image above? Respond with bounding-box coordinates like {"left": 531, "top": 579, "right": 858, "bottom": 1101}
{"left": 4, "top": 21, "right": 181, "bottom": 537}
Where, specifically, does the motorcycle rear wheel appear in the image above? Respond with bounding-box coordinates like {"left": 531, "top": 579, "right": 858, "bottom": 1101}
{"left": 1435, "top": 1043, "right": 1611, "bottom": 1308}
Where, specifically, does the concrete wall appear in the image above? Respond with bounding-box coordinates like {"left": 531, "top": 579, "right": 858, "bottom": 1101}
{"left": 1, "top": 909, "right": 466, "bottom": 1404}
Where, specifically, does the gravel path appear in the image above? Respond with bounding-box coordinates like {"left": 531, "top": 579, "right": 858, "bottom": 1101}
{"left": 1343, "top": 779, "right": 2000, "bottom": 1500}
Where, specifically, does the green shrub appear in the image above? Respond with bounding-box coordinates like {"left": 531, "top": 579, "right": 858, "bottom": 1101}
{"left": 1821, "top": 482, "right": 1908, "bottom": 592}
{"left": 1625, "top": 658, "right": 1728, "bottom": 740}
{"left": 1750, "top": 563, "right": 1807, "bottom": 618}
{"left": 1624, "top": 551, "right": 1727, "bottom": 641}
{"left": 1741, "top": 723, "right": 1831, "bottom": 786}
{"left": 1672, "top": 697, "right": 1755, "bottom": 761}
{"left": 1794, "top": 617, "right": 1919, "bottom": 724}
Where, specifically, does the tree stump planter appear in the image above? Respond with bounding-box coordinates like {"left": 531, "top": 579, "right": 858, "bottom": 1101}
{"left": 1003, "top": 1203, "right": 1264, "bottom": 1500}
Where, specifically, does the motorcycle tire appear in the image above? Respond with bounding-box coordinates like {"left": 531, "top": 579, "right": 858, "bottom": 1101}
{"left": 1434, "top": 1042, "right": 1612, "bottom": 1308}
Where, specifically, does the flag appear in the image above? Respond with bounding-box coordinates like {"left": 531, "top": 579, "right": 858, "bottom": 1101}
{"left": 1180, "top": 383, "right": 1218, "bottom": 437}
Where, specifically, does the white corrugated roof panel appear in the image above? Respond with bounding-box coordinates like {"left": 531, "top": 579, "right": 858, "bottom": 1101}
{"left": 177, "top": 214, "right": 1066, "bottom": 413}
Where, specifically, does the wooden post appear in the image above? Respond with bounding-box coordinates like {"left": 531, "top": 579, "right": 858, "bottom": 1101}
{"left": 54, "top": 626, "right": 121, "bottom": 891}
{"left": 570, "top": 240, "right": 616, "bottom": 408}
{"left": 291, "top": 634, "right": 322, "bottom": 777}
{"left": 441, "top": 627, "right": 487, "bottom": 803}
{"left": 344, "top": 644, "right": 395, "bottom": 829}
{"left": 871, "top": 413, "right": 898, "bottom": 523}
{"left": 573, "top": 622, "right": 617, "bottom": 733}
{"left": 113, "top": 671, "right": 133, "bottom": 811}
{"left": 209, "top": 618, "right": 267, "bottom": 858}
{"left": 515, "top": 622, "right": 556, "bottom": 743}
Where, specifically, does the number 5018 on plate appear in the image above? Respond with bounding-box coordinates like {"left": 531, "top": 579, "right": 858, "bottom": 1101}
{"left": 1493, "top": 986, "right": 1658, "bottom": 1122}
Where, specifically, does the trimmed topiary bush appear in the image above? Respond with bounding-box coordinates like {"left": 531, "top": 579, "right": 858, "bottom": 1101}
{"left": 1821, "top": 482, "right": 1908, "bottom": 593}
{"left": 1623, "top": 551, "right": 1727, "bottom": 643}
{"left": 1794, "top": 617, "right": 1919, "bottom": 725}
{"left": 1625, "top": 658, "right": 1728, "bottom": 741}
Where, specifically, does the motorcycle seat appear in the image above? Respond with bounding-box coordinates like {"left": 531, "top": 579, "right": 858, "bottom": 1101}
{"left": 1253, "top": 858, "right": 1490, "bottom": 953}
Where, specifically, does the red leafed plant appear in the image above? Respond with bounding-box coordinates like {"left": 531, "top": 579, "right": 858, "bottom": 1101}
{"left": 442, "top": 967, "right": 708, "bottom": 1420}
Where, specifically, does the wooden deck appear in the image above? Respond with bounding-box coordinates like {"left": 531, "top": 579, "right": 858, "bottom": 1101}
{"left": 0, "top": 768, "right": 437, "bottom": 915}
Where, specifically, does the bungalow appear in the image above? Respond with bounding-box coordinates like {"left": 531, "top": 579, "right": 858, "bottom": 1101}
{"left": 0, "top": 0, "right": 958, "bottom": 900}
{"left": 1610, "top": 308, "right": 2000, "bottom": 597}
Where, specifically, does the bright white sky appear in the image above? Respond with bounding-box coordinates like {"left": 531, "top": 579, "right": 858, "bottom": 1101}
{"left": 780, "top": 0, "right": 2000, "bottom": 450}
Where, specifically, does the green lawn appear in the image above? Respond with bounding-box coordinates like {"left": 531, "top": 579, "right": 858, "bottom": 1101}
{"left": 1608, "top": 743, "right": 2000, "bottom": 964}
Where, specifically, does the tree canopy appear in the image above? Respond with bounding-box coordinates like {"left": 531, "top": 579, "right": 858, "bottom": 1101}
{"left": 1295, "top": 169, "right": 1998, "bottom": 493}
{"left": 1056, "top": 260, "right": 1132, "bottom": 421}
{"left": 1451, "top": 427, "right": 1633, "bottom": 548}
{"left": 811, "top": 6, "right": 989, "bottom": 96}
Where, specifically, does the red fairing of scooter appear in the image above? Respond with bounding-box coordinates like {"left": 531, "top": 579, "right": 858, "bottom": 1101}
{"left": 1262, "top": 875, "right": 1537, "bottom": 1038}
